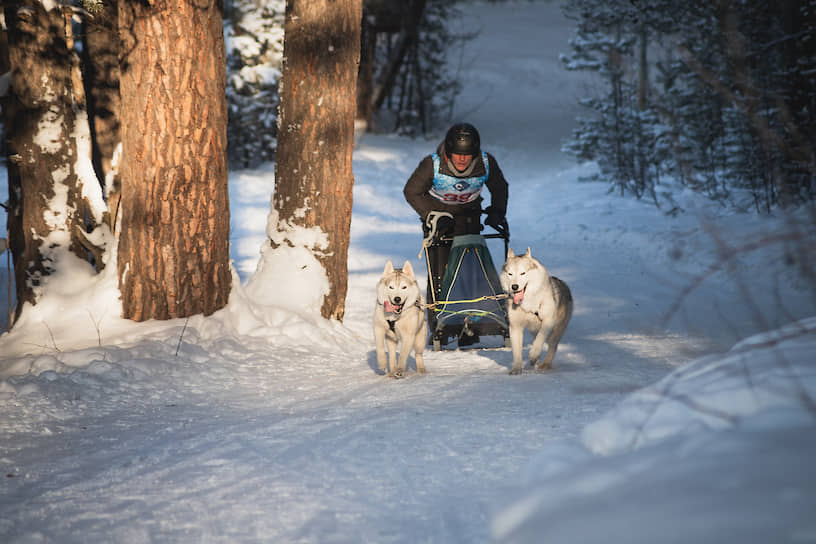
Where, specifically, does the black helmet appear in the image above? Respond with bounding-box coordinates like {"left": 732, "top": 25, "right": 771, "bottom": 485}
{"left": 444, "top": 123, "right": 480, "bottom": 157}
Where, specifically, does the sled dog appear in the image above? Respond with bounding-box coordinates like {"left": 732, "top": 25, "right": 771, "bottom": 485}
{"left": 373, "top": 260, "right": 427, "bottom": 378}
{"left": 500, "top": 248, "right": 573, "bottom": 375}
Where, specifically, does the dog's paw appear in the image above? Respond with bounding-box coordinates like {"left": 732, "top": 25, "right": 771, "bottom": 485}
{"left": 393, "top": 368, "right": 405, "bottom": 379}
{"left": 508, "top": 366, "right": 523, "bottom": 375}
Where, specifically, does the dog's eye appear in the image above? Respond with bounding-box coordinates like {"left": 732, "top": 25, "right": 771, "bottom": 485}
{"left": 520, "top": 272, "right": 526, "bottom": 276}
{"left": 401, "top": 285, "right": 407, "bottom": 290}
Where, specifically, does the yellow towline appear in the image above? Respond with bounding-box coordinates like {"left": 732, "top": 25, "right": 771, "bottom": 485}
{"left": 422, "top": 293, "right": 509, "bottom": 311}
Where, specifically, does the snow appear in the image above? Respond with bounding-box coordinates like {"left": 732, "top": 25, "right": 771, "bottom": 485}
{"left": 73, "top": 109, "right": 108, "bottom": 225}
{"left": 34, "top": 103, "right": 64, "bottom": 154}
{"left": 494, "top": 318, "right": 816, "bottom": 543}
{"left": 1, "top": 1, "right": 815, "bottom": 543}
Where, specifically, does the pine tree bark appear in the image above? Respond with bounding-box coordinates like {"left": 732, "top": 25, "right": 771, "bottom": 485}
{"left": 3, "top": 1, "right": 89, "bottom": 322}
{"left": 118, "top": 0, "right": 231, "bottom": 321}
{"left": 274, "top": 0, "right": 362, "bottom": 321}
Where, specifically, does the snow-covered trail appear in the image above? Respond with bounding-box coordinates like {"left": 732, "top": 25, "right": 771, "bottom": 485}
{"left": 0, "top": 305, "right": 662, "bottom": 544}
{"left": 0, "top": 322, "right": 670, "bottom": 544}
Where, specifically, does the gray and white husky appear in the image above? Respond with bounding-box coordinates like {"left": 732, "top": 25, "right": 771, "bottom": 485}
{"left": 373, "top": 260, "right": 427, "bottom": 378}
{"left": 500, "top": 248, "right": 573, "bottom": 375}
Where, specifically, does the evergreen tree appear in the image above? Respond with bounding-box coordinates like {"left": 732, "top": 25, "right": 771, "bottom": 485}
{"left": 561, "top": 0, "right": 816, "bottom": 211}
{"left": 560, "top": 0, "right": 644, "bottom": 197}
{"left": 224, "top": 0, "right": 284, "bottom": 168}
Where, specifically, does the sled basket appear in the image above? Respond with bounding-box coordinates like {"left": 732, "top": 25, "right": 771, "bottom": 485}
{"left": 434, "top": 234, "right": 508, "bottom": 337}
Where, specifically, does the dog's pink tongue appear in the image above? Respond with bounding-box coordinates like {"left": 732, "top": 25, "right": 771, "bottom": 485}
{"left": 384, "top": 301, "right": 397, "bottom": 313}
{"left": 513, "top": 289, "right": 524, "bottom": 304}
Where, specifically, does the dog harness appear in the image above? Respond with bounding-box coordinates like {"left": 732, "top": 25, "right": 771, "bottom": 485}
{"left": 429, "top": 151, "right": 489, "bottom": 204}
{"left": 384, "top": 300, "right": 423, "bottom": 332}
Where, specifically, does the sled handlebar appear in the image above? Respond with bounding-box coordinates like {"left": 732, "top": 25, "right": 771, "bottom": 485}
{"left": 432, "top": 224, "right": 509, "bottom": 241}
{"left": 484, "top": 220, "right": 509, "bottom": 241}
{"left": 485, "top": 221, "right": 510, "bottom": 259}
{"left": 430, "top": 220, "right": 510, "bottom": 258}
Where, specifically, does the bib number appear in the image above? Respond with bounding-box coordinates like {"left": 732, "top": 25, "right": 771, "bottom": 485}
{"left": 441, "top": 192, "right": 478, "bottom": 203}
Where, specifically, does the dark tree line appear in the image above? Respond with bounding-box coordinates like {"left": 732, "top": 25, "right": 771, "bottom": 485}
{"left": 357, "top": 0, "right": 470, "bottom": 136}
{"left": 561, "top": 0, "right": 816, "bottom": 212}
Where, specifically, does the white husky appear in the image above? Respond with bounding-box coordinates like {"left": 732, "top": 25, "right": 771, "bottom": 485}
{"left": 500, "top": 248, "right": 573, "bottom": 375}
{"left": 373, "top": 260, "right": 427, "bottom": 378}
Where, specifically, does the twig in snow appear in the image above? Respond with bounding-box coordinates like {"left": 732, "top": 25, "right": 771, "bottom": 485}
{"left": 42, "top": 322, "right": 61, "bottom": 353}
{"left": 175, "top": 317, "right": 189, "bottom": 357}
{"left": 87, "top": 310, "right": 102, "bottom": 347}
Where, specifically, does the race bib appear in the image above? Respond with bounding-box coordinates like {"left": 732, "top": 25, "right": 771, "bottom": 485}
{"left": 429, "top": 152, "right": 489, "bottom": 204}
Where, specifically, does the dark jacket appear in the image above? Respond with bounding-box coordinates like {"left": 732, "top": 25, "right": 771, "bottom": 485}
{"left": 403, "top": 142, "right": 509, "bottom": 222}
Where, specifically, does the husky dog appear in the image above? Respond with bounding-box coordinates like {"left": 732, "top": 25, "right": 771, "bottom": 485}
{"left": 500, "top": 248, "right": 573, "bottom": 375}
{"left": 373, "top": 260, "right": 427, "bottom": 378}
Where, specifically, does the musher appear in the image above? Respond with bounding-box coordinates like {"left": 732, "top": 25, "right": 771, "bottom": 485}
{"left": 403, "top": 122, "right": 509, "bottom": 343}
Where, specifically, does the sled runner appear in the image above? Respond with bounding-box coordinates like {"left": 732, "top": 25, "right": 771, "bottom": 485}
{"left": 421, "top": 212, "right": 510, "bottom": 351}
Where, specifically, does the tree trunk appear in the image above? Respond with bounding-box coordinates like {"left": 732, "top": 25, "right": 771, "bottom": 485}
{"left": 637, "top": 27, "right": 648, "bottom": 110}
{"left": 118, "top": 0, "right": 231, "bottom": 321}
{"left": 371, "top": 0, "right": 426, "bottom": 112}
{"left": 3, "top": 1, "right": 91, "bottom": 323}
{"left": 0, "top": 17, "right": 19, "bottom": 328}
{"left": 356, "top": 11, "right": 376, "bottom": 129}
{"left": 82, "top": 0, "right": 121, "bottom": 231}
{"left": 274, "top": 0, "right": 362, "bottom": 321}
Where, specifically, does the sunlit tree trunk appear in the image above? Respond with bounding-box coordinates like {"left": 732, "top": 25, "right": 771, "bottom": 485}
{"left": 118, "top": 0, "right": 231, "bottom": 321}
{"left": 274, "top": 0, "right": 362, "bottom": 320}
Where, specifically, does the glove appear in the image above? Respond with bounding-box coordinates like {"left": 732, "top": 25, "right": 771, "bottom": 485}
{"left": 435, "top": 215, "right": 455, "bottom": 235}
{"left": 483, "top": 206, "right": 505, "bottom": 229}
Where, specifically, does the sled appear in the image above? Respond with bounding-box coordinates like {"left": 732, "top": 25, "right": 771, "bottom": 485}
{"left": 423, "top": 216, "right": 510, "bottom": 351}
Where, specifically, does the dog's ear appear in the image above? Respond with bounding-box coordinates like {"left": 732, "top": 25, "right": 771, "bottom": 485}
{"left": 384, "top": 260, "right": 394, "bottom": 275}
{"left": 525, "top": 247, "right": 531, "bottom": 257}
{"left": 402, "top": 261, "right": 414, "bottom": 278}
{"left": 507, "top": 247, "right": 515, "bottom": 259}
